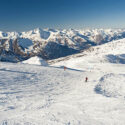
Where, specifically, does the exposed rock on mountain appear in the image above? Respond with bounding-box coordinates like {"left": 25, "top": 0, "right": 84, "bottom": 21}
{"left": 0, "top": 28, "right": 125, "bottom": 62}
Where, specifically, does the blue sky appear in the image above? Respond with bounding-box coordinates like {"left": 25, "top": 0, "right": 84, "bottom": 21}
{"left": 0, "top": 0, "right": 125, "bottom": 31}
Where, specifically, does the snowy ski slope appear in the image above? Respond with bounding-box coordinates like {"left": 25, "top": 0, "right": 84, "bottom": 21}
{"left": 0, "top": 38, "right": 125, "bottom": 125}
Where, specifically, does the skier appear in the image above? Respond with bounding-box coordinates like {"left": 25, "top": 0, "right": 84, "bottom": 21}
{"left": 64, "top": 66, "right": 67, "bottom": 71}
{"left": 85, "top": 77, "right": 88, "bottom": 82}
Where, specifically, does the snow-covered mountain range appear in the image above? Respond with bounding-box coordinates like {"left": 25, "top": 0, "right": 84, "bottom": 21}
{"left": 0, "top": 28, "right": 125, "bottom": 62}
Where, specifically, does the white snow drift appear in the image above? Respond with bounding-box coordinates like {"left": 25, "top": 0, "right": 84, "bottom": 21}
{"left": 95, "top": 73, "right": 125, "bottom": 98}
{"left": 22, "top": 56, "right": 48, "bottom": 66}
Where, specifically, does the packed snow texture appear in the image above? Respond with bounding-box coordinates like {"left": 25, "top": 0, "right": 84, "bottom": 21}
{"left": 22, "top": 56, "right": 48, "bottom": 66}
{"left": 0, "top": 62, "right": 125, "bottom": 125}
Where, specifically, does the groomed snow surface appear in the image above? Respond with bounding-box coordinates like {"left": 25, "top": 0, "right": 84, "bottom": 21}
{"left": 0, "top": 39, "right": 125, "bottom": 125}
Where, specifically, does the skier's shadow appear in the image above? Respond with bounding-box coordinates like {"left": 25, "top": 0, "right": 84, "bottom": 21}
{"left": 64, "top": 67, "right": 84, "bottom": 72}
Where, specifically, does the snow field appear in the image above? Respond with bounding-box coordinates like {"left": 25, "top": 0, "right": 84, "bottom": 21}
{"left": 0, "top": 62, "right": 125, "bottom": 124}
{"left": 0, "top": 63, "right": 85, "bottom": 124}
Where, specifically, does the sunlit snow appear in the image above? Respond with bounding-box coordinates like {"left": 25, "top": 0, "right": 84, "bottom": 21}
{"left": 0, "top": 38, "right": 125, "bottom": 125}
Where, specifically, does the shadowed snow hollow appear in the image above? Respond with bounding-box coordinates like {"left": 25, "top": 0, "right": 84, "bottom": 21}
{"left": 95, "top": 73, "right": 125, "bottom": 99}
{"left": 105, "top": 54, "right": 125, "bottom": 64}
{"left": 17, "top": 38, "right": 34, "bottom": 52}
{"left": 22, "top": 56, "right": 48, "bottom": 66}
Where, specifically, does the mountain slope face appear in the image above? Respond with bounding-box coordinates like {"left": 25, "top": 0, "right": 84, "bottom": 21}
{"left": 50, "top": 38, "right": 125, "bottom": 67}
{"left": 0, "top": 28, "right": 125, "bottom": 62}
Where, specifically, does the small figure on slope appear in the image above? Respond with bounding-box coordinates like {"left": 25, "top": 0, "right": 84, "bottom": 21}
{"left": 85, "top": 77, "right": 88, "bottom": 82}
{"left": 64, "top": 66, "right": 67, "bottom": 71}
